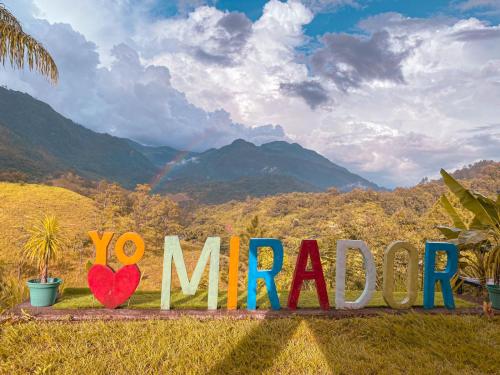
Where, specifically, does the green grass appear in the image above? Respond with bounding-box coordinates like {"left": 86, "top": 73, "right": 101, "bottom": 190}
{"left": 1, "top": 314, "right": 498, "bottom": 374}
{"left": 54, "top": 288, "right": 475, "bottom": 309}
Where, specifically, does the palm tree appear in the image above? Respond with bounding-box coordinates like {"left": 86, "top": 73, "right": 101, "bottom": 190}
{"left": 0, "top": 3, "right": 58, "bottom": 83}
{"left": 24, "top": 215, "right": 63, "bottom": 283}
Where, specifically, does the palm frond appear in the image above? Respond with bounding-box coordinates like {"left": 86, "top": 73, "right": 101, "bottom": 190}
{"left": 0, "top": 4, "right": 58, "bottom": 83}
{"left": 23, "top": 215, "right": 62, "bottom": 281}
{"left": 0, "top": 4, "right": 22, "bottom": 29}
{"left": 439, "top": 194, "right": 466, "bottom": 229}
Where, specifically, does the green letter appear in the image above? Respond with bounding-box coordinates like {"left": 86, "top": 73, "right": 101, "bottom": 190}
{"left": 161, "top": 236, "right": 220, "bottom": 310}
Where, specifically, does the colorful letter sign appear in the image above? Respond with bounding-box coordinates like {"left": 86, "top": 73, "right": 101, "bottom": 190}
{"left": 85, "top": 226, "right": 461, "bottom": 312}
{"left": 161, "top": 236, "right": 221, "bottom": 310}
{"left": 87, "top": 264, "right": 141, "bottom": 309}
{"left": 423, "top": 242, "right": 458, "bottom": 310}
{"left": 247, "top": 238, "right": 283, "bottom": 310}
{"left": 288, "top": 240, "right": 329, "bottom": 310}
{"left": 335, "top": 240, "right": 376, "bottom": 309}
{"left": 87, "top": 231, "right": 144, "bottom": 308}
{"left": 227, "top": 236, "right": 240, "bottom": 310}
{"left": 383, "top": 241, "right": 418, "bottom": 309}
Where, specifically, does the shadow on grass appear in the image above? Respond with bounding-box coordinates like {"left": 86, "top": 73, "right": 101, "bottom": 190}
{"left": 206, "top": 312, "right": 351, "bottom": 374}
{"left": 207, "top": 315, "right": 302, "bottom": 375}
{"left": 205, "top": 291, "right": 476, "bottom": 374}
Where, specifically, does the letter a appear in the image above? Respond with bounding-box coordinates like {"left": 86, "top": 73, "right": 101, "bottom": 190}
{"left": 288, "top": 240, "right": 329, "bottom": 310}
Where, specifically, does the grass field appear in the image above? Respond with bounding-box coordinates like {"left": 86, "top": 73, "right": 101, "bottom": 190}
{"left": 53, "top": 288, "right": 475, "bottom": 309}
{"left": 1, "top": 314, "right": 498, "bottom": 374}
{"left": 0, "top": 182, "right": 96, "bottom": 281}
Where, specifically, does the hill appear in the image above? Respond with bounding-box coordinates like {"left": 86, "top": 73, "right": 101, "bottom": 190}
{"left": 0, "top": 88, "right": 380, "bottom": 202}
{"left": 0, "top": 160, "right": 498, "bottom": 315}
{"left": 125, "top": 139, "right": 196, "bottom": 168}
{"left": 0, "top": 182, "right": 96, "bottom": 274}
{"left": 156, "top": 139, "right": 379, "bottom": 203}
{"left": 0, "top": 87, "right": 157, "bottom": 188}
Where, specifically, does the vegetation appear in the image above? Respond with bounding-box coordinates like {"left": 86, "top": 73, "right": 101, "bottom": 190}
{"left": 0, "top": 158, "right": 497, "bottom": 373}
{"left": 0, "top": 262, "right": 24, "bottom": 313}
{"left": 23, "top": 215, "right": 63, "bottom": 283}
{"left": 1, "top": 315, "right": 498, "bottom": 374}
{"left": 0, "top": 161, "right": 498, "bottom": 312}
{"left": 437, "top": 169, "right": 500, "bottom": 304}
{"left": 0, "top": 87, "right": 158, "bottom": 187}
{"left": 0, "top": 4, "right": 58, "bottom": 82}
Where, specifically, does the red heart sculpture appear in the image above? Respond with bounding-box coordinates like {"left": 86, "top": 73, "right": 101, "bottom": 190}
{"left": 87, "top": 264, "right": 141, "bottom": 309}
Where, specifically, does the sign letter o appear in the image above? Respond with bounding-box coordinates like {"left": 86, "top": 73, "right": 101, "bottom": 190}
{"left": 115, "top": 232, "right": 145, "bottom": 265}
{"left": 383, "top": 241, "right": 418, "bottom": 309}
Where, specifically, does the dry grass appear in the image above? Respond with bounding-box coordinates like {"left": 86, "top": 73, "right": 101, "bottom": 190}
{"left": 0, "top": 182, "right": 221, "bottom": 291}
{"left": 1, "top": 314, "right": 498, "bottom": 374}
{"left": 0, "top": 182, "right": 96, "bottom": 275}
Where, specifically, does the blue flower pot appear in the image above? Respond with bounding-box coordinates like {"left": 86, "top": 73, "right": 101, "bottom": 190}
{"left": 487, "top": 284, "right": 500, "bottom": 310}
{"left": 27, "top": 278, "right": 62, "bottom": 307}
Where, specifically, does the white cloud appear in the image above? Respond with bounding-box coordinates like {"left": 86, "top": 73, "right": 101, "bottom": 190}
{"left": 0, "top": 11, "right": 285, "bottom": 151}
{"left": 143, "top": 1, "right": 313, "bottom": 127}
{"left": 1, "top": 1, "right": 499, "bottom": 187}
{"left": 455, "top": 0, "right": 500, "bottom": 14}
{"left": 300, "top": 0, "right": 360, "bottom": 13}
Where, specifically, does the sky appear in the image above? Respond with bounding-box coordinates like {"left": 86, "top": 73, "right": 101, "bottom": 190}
{"left": 1, "top": 0, "right": 499, "bottom": 187}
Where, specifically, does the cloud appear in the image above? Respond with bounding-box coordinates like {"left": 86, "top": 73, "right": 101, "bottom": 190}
{"left": 304, "top": 121, "right": 500, "bottom": 187}
{"left": 300, "top": 0, "right": 360, "bottom": 13}
{"left": 455, "top": 0, "right": 500, "bottom": 13}
{"left": 299, "top": 14, "right": 500, "bottom": 186}
{"left": 193, "top": 12, "right": 253, "bottom": 66}
{"left": 176, "top": 0, "right": 217, "bottom": 15}
{"left": 0, "top": 16, "right": 285, "bottom": 151}
{"left": 143, "top": 1, "right": 314, "bottom": 125}
{"left": 451, "top": 26, "right": 500, "bottom": 41}
{"left": 280, "top": 81, "right": 331, "bottom": 109}
{"left": 139, "top": 6, "right": 254, "bottom": 68}
{"left": 2, "top": 1, "right": 499, "bottom": 188}
{"left": 310, "top": 30, "right": 415, "bottom": 91}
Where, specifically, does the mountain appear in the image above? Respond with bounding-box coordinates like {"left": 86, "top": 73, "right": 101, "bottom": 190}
{"left": 0, "top": 87, "right": 380, "bottom": 202}
{"left": 0, "top": 87, "right": 157, "bottom": 187}
{"left": 154, "top": 138, "right": 379, "bottom": 202}
{"left": 125, "top": 139, "right": 197, "bottom": 168}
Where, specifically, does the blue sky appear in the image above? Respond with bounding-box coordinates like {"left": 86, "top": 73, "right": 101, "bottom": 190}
{"left": 2, "top": 0, "right": 499, "bottom": 187}
{"left": 201, "top": 0, "right": 500, "bottom": 33}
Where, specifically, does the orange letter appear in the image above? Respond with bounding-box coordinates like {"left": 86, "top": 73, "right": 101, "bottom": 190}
{"left": 88, "top": 231, "right": 114, "bottom": 265}
{"left": 115, "top": 232, "right": 145, "bottom": 265}
{"left": 227, "top": 236, "right": 240, "bottom": 310}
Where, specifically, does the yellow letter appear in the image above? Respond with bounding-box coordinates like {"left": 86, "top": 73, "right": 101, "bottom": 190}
{"left": 88, "top": 231, "right": 114, "bottom": 265}
{"left": 114, "top": 232, "right": 145, "bottom": 265}
{"left": 227, "top": 236, "right": 240, "bottom": 310}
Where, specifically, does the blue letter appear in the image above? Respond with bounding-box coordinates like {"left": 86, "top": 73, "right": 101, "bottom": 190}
{"left": 423, "top": 242, "right": 458, "bottom": 309}
{"left": 247, "top": 238, "right": 283, "bottom": 310}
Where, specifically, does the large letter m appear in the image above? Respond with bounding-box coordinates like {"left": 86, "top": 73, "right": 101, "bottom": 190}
{"left": 160, "top": 236, "right": 220, "bottom": 310}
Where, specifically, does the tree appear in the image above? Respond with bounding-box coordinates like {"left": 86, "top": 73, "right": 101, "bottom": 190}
{"left": 23, "top": 215, "right": 63, "bottom": 283}
{"left": 0, "top": 4, "right": 58, "bottom": 83}
{"left": 129, "top": 184, "right": 181, "bottom": 251}
{"left": 437, "top": 169, "right": 499, "bottom": 312}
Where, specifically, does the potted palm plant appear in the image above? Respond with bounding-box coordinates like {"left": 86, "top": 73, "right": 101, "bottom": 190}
{"left": 437, "top": 169, "right": 500, "bottom": 312}
{"left": 24, "top": 215, "right": 63, "bottom": 307}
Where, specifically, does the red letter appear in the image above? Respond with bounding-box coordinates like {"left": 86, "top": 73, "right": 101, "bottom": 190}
{"left": 287, "top": 240, "right": 329, "bottom": 310}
